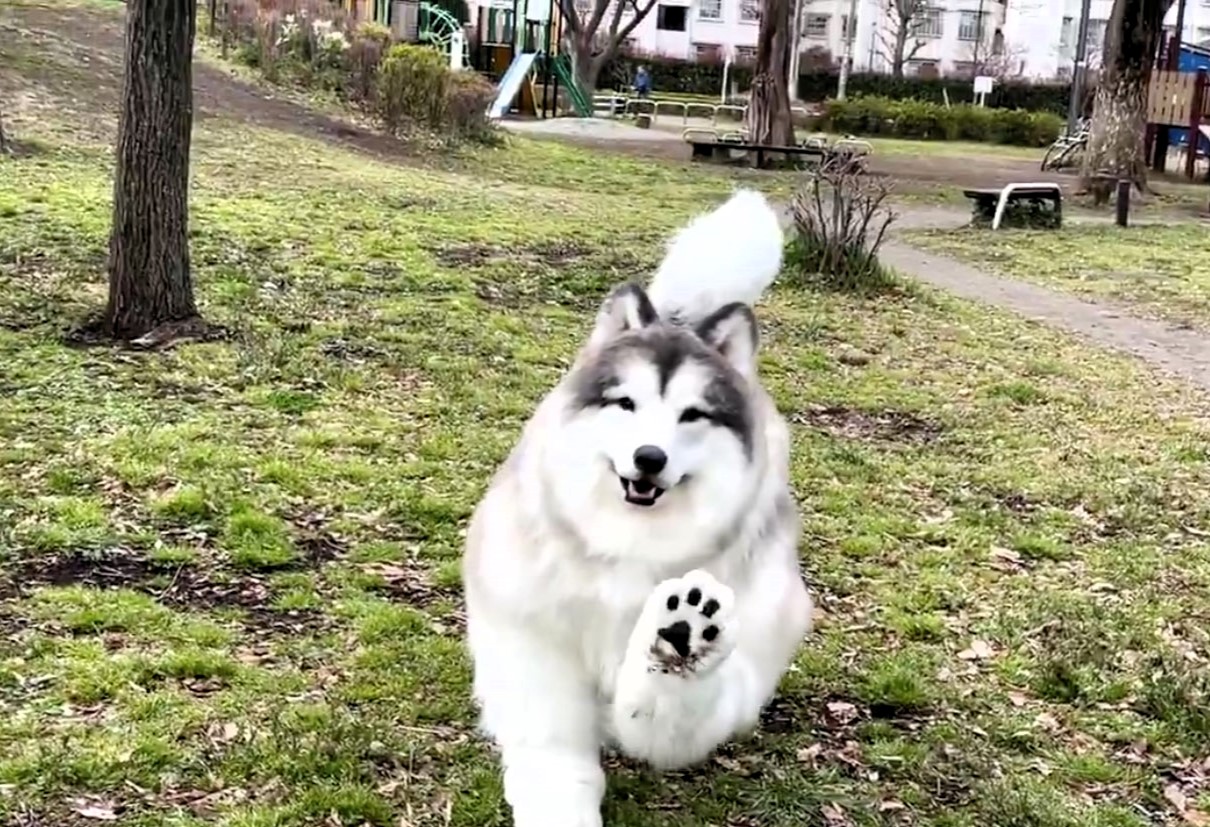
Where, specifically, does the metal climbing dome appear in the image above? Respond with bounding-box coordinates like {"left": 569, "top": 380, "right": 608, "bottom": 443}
{"left": 419, "top": 2, "right": 470, "bottom": 70}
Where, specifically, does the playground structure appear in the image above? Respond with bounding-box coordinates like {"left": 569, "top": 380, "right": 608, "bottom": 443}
{"left": 1145, "top": 39, "right": 1210, "bottom": 179}
{"left": 340, "top": 0, "right": 469, "bottom": 70}
{"left": 479, "top": 0, "right": 591, "bottom": 119}
{"left": 418, "top": 3, "right": 469, "bottom": 69}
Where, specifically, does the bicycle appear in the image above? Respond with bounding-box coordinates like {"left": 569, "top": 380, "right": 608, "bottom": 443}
{"left": 1040, "top": 119, "right": 1090, "bottom": 172}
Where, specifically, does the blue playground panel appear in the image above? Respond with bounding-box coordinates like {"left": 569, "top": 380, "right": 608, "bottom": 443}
{"left": 1168, "top": 43, "right": 1210, "bottom": 155}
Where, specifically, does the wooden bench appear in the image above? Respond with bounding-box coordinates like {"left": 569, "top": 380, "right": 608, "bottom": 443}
{"left": 963, "top": 183, "right": 1062, "bottom": 230}
{"left": 687, "top": 140, "right": 826, "bottom": 167}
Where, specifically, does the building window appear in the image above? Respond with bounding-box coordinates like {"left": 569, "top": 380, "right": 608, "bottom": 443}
{"left": 804, "top": 13, "right": 830, "bottom": 38}
{"left": 1198, "top": 25, "right": 1210, "bottom": 41}
{"left": 734, "top": 44, "right": 757, "bottom": 62}
{"left": 908, "top": 59, "right": 939, "bottom": 78}
{"left": 694, "top": 42, "right": 722, "bottom": 60}
{"left": 958, "top": 10, "right": 987, "bottom": 41}
{"left": 656, "top": 4, "right": 688, "bottom": 30}
{"left": 1059, "top": 16, "right": 1072, "bottom": 47}
{"left": 1085, "top": 18, "right": 1107, "bottom": 49}
{"left": 840, "top": 13, "right": 857, "bottom": 39}
{"left": 951, "top": 60, "right": 976, "bottom": 76}
{"left": 698, "top": 0, "right": 722, "bottom": 20}
{"left": 912, "top": 7, "right": 943, "bottom": 38}
{"left": 740, "top": 0, "right": 760, "bottom": 23}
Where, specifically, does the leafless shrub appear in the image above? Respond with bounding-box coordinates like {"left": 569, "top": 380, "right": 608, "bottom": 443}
{"left": 785, "top": 154, "right": 898, "bottom": 292}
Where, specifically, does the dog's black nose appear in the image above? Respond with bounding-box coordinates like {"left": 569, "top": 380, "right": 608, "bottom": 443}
{"left": 633, "top": 445, "right": 667, "bottom": 475}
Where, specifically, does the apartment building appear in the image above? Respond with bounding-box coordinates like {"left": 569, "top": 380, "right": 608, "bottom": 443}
{"left": 612, "top": 0, "right": 1008, "bottom": 76}
{"left": 1005, "top": 0, "right": 1210, "bottom": 78}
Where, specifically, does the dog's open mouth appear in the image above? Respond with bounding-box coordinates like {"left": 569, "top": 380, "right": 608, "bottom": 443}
{"left": 619, "top": 476, "right": 665, "bottom": 507}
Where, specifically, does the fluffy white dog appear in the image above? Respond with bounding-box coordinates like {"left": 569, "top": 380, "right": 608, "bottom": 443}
{"left": 462, "top": 189, "right": 813, "bottom": 827}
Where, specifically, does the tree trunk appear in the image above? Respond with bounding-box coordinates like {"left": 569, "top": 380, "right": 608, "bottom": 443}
{"left": 104, "top": 0, "right": 200, "bottom": 341}
{"left": 744, "top": 0, "right": 795, "bottom": 152}
{"left": 1079, "top": 0, "right": 1173, "bottom": 191}
{"left": 0, "top": 105, "right": 10, "bottom": 154}
{"left": 892, "top": 25, "right": 908, "bottom": 77}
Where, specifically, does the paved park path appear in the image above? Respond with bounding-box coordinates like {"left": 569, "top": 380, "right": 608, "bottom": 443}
{"left": 505, "top": 120, "right": 1210, "bottom": 389}
{"left": 885, "top": 207, "right": 1210, "bottom": 391}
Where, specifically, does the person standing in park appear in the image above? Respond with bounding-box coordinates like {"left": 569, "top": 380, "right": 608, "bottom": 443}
{"left": 634, "top": 64, "right": 652, "bottom": 98}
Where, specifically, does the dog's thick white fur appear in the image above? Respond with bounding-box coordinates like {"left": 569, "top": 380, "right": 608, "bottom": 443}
{"left": 463, "top": 189, "right": 812, "bottom": 827}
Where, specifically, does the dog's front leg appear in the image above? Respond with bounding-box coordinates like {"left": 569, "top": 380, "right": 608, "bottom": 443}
{"left": 469, "top": 615, "right": 605, "bottom": 827}
{"left": 609, "top": 567, "right": 807, "bottom": 770}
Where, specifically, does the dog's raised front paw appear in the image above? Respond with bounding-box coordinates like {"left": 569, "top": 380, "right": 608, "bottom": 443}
{"left": 631, "top": 569, "right": 735, "bottom": 677}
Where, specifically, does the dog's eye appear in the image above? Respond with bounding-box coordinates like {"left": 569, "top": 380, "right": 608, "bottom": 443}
{"left": 679, "top": 407, "right": 710, "bottom": 423}
{"left": 610, "top": 397, "right": 636, "bottom": 412}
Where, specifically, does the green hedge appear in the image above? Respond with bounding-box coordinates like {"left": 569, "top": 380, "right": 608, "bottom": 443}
{"left": 601, "top": 54, "right": 1074, "bottom": 115}
{"left": 799, "top": 73, "right": 1073, "bottom": 115}
{"left": 822, "top": 96, "right": 1063, "bottom": 146}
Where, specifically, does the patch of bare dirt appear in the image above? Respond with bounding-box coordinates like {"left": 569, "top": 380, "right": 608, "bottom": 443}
{"left": 430, "top": 240, "right": 596, "bottom": 270}
{"left": 8, "top": 546, "right": 329, "bottom": 636}
{"left": 992, "top": 490, "right": 1043, "bottom": 515}
{"left": 2, "top": 3, "right": 429, "bottom": 167}
{"left": 792, "top": 404, "right": 943, "bottom": 444}
{"left": 285, "top": 508, "right": 348, "bottom": 565}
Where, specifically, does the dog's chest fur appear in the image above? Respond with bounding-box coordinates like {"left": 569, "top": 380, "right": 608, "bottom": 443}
{"left": 526, "top": 531, "right": 748, "bottom": 695}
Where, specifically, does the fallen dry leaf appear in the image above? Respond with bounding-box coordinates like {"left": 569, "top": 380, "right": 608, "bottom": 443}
{"left": 879, "top": 799, "right": 906, "bottom": 812}
{"left": 1034, "top": 712, "right": 1060, "bottom": 732}
{"left": 1008, "top": 691, "right": 1029, "bottom": 707}
{"left": 1166, "top": 783, "right": 1188, "bottom": 813}
{"left": 1163, "top": 783, "right": 1209, "bottom": 824}
{"left": 70, "top": 799, "right": 118, "bottom": 821}
{"left": 821, "top": 802, "right": 851, "bottom": 826}
{"left": 796, "top": 743, "right": 823, "bottom": 764}
{"left": 958, "top": 639, "right": 995, "bottom": 660}
{"left": 826, "top": 700, "right": 859, "bottom": 725}
{"left": 989, "top": 546, "right": 1026, "bottom": 571}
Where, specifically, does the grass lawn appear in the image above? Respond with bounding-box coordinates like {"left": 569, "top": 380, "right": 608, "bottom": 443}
{"left": 904, "top": 224, "right": 1210, "bottom": 327}
{"left": 7, "top": 5, "right": 1210, "bottom": 827}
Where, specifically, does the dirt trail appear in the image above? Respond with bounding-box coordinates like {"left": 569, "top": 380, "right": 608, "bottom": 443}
{"left": 880, "top": 237, "right": 1210, "bottom": 391}
{"left": 1, "top": 2, "right": 424, "bottom": 164}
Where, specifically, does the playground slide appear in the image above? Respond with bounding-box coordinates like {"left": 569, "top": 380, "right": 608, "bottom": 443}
{"left": 488, "top": 52, "right": 538, "bottom": 120}
{"left": 551, "top": 55, "right": 592, "bottom": 118}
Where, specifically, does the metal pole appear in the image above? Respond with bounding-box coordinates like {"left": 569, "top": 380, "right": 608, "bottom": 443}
{"left": 788, "top": 0, "right": 804, "bottom": 100}
{"left": 1173, "top": 0, "right": 1188, "bottom": 65}
{"left": 1066, "top": 0, "right": 1093, "bottom": 135}
{"left": 836, "top": 0, "right": 859, "bottom": 99}
{"left": 974, "top": 0, "right": 984, "bottom": 71}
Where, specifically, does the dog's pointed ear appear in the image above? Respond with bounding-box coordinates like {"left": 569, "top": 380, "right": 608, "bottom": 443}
{"left": 696, "top": 302, "right": 759, "bottom": 378}
{"left": 587, "top": 283, "right": 659, "bottom": 348}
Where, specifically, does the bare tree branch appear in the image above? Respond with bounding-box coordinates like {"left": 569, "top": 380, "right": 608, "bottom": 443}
{"left": 610, "top": 0, "right": 658, "bottom": 46}
{"left": 554, "top": 0, "right": 581, "bottom": 37}
{"left": 868, "top": 0, "right": 931, "bottom": 74}
{"left": 903, "top": 37, "right": 927, "bottom": 63}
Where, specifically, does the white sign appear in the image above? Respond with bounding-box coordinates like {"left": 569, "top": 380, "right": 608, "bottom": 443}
{"left": 973, "top": 75, "right": 995, "bottom": 95}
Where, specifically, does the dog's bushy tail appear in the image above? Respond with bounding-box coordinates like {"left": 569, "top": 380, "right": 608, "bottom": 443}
{"left": 647, "top": 188, "right": 784, "bottom": 326}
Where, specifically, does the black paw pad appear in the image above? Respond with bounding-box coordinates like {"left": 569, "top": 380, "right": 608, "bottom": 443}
{"left": 702, "top": 598, "right": 720, "bottom": 618}
{"left": 703, "top": 625, "right": 719, "bottom": 642}
{"left": 686, "top": 587, "right": 702, "bottom": 606}
{"left": 666, "top": 594, "right": 679, "bottom": 611}
{"left": 657, "top": 620, "right": 692, "bottom": 657}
